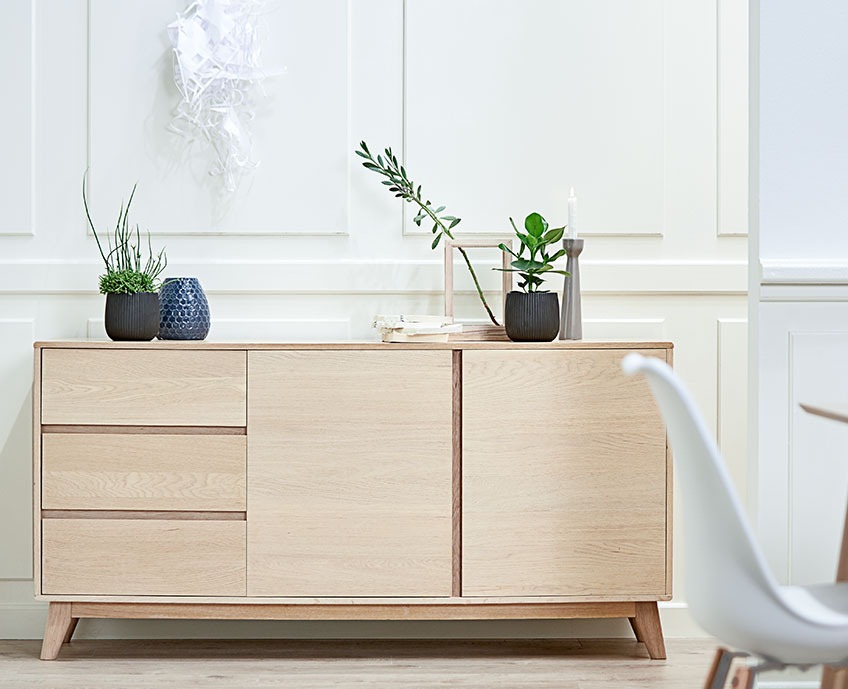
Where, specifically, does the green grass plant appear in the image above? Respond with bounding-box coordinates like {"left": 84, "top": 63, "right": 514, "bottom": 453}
{"left": 82, "top": 172, "right": 167, "bottom": 295}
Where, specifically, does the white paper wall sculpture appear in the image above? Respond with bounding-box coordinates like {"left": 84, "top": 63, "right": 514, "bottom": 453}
{"left": 167, "top": 0, "right": 281, "bottom": 193}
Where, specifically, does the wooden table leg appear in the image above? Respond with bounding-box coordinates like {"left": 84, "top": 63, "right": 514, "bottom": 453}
{"left": 41, "top": 602, "right": 75, "bottom": 660}
{"left": 821, "top": 505, "right": 848, "bottom": 689}
{"left": 631, "top": 601, "right": 666, "bottom": 660}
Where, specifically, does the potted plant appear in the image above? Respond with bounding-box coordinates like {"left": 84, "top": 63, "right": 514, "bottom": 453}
{"left": 497, "top": 212, "right": 569, "bottom": 342}
{"left": 83, "top": 174, "right": 167, "bottom": 341}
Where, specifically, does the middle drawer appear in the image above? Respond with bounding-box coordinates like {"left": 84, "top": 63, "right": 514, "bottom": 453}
{"left": 42, "top": 433, "right": 246, "bottom": 511}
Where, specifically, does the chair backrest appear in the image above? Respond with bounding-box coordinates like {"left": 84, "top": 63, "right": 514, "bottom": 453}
{"left": 621, "top": 353, "right": 786, "bottom": 646}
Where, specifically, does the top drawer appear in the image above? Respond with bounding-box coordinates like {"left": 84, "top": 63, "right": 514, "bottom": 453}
{"left": 41, "top": 349, "right": 246, "bottom": 426}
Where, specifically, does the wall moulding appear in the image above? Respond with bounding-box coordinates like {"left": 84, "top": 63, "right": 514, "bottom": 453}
{"left": 0, "top": 260, "right": 747, "bottom": 296}
{"left": 761, "top": 260, "right": 848, "bottom": 285}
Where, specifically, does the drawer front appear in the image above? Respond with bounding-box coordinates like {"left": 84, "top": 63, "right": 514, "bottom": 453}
{"left": 42, "top": 519, "right": 246, "bottom": 596}
{"left": 41, "top": 349, "right": 246, "bottom": 426}
{"left": 42, "top": 433, "right": 246, "bottom": 511}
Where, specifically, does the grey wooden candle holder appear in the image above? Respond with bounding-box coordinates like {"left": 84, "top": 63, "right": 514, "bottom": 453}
{"left": 559, "top": 238, "right": 584, "bottom": 340}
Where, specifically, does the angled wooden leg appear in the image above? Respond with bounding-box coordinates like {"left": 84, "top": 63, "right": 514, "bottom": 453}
{"left": 41, "top": 602, "right": 74, "bottom": 660}
{"left": 731, "top": 664, "right": 755, "bottom": 689}
{"left": 703, "top": 647, "right": 749, "bottom": 689}
{"left": 628, "top": 616, "right": 643, "bottom": 642}
{"left": 631, "top": 601, "right": 666, "bottom": 659}
{"left": 822, "top": 667, "right": 848, "bottom": 689}
{"left": 63, "top": 617, "right": 79, "bottom": 644}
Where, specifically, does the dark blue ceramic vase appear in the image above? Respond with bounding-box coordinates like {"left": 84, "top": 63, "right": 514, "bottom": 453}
{"left": 158, "top": 277, "right": 210, "bottom": 340}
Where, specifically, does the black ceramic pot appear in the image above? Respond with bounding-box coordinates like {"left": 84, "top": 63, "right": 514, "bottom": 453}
{"left": 105, "top": 292, "right": 160, "bottom": 341}
{"left": 504, "top": 291, "right": 560, "bottom": 342}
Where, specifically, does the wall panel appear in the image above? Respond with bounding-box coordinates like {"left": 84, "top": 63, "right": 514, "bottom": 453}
{"left": 0, "top": 0, "right": 33, "bottom": 235}
{"left": 405, "top": 0, "right": 665, "bottom": 236}
{"left": 0, "top": 0, "right": 747, "bottom": 640}
{"left": 87, "top": 0, "right": 374, "bottom": 235}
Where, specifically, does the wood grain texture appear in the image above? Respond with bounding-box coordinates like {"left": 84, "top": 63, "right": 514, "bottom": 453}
{"left": 42, "top": 433, "right": 246, "bottom": 510}
{"left": 41, "top": 511, "right": 246, "bottom": 521}
{"left": 247, "top": 350, "right": 453, "bottom": 597}
{"left": 39, "top": 593, "right": 668, "bottom": 604}
{"left": 821, "top": 667, "right": 848, "bottom": 689}
{"left": 4, "top": 638, "right": 713, "bottom": 682}
{"left": 68, "top": 600, "right": 636, "bottom": 621}
{"left": 35, "top": 340, "right": 674, "bottom": 351}
{"left": 452, "top": 350, "right": 462, "bottom": 597}
{"left": 631, "top": 602, "right": 666, "bottom": 660}
{"left": 42, "top": 425, "right": 246, "bottom": 435}
{"left": 462, "top": 349, "right": 669, "bottom": 597}
{"left": 40, "top": 602, "right": 73, "bottom": 660}
{"left": 42, "top": 519, "right": 246, "bottom": 596}
{"left": 62, "top": 617, "right": 79, "bottom": 644}
{"left": 41, "top": 349, "right": 246, "bottom": 426}
{"left": 665, "top": 347, "right": 674, "bottom": 597}
{"left": 32, "top": 348, "right": 42, "bottom": 596}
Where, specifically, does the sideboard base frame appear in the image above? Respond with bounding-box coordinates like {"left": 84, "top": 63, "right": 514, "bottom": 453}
{"left": 41, "top": 600, "right": 666, "bottom": 661}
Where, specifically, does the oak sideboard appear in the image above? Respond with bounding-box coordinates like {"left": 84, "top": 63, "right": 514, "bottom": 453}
{"left": 33, "top": 340, "right": 673, "bottom": 660}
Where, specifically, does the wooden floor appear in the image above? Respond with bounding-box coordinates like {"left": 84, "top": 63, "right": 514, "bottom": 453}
{"left": 0, "top": 638, "right": 716, "bottom": 688}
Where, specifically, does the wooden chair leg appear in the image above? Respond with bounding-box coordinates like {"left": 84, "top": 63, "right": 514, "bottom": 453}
{"left": 822, "top": 667, "right": 848, "bottom": 689}
{"left": 41, "top": 602, "right": 74, "bottom": 660}
{"left": 703, "top": 647, "right": 745, "bottom": 689}
{"left": 731, "top": 665, "right": 755, "bottom": 689}
{"left": 631, "top": 601, "right": 667, "bottom": 659}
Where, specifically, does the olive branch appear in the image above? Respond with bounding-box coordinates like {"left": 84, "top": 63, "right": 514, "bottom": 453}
{"left": 356, "top": 141, "right": 499, "bottom": 326}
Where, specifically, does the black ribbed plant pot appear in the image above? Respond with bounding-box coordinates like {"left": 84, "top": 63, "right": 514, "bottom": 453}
{"left": 105, "top": 292, "right": 160, "bottom": 341}
{"left": 504, "top": 291, "right": 560, "bottom": 342}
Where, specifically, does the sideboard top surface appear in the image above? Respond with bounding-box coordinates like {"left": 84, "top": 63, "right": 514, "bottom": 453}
{"left": 34, "top": 340, "right": 673, "bottom": 351}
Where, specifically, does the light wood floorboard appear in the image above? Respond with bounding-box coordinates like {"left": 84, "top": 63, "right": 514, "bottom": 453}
{"left": 0, "top": 638, "right": 715, "bottom": 688}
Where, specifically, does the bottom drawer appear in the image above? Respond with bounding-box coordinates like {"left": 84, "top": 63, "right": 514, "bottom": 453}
{"left": 42, "top": 519, "right": 246, "bottom": 596}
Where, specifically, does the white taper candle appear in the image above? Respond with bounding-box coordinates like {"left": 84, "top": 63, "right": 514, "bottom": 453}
{"left": 567, "top": 187, "right": 577, "bottom": 239}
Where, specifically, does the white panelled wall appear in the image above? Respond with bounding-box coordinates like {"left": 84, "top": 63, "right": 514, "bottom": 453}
{"left": 0, "top": 0, "right": 747, "bottom": 639}
{"left": 754, "top": 0, "right": 848, "bottom": 600}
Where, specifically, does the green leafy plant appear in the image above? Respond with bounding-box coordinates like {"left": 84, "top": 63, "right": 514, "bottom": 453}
{"left": 355, "top": 141, "right": 499, "bottom": 326}
{"left": 497, "top": 212, "right": 569, "bottom": 293}
{"left": 82, "top": 173, "right": 167, "bottom": 295}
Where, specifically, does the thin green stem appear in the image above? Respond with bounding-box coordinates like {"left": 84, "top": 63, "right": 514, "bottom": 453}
{"left": 357, "top": 143, "right": 500, "bottom": 326}
{"left": 412, "top": 198, "right": 498, "bottom": 326}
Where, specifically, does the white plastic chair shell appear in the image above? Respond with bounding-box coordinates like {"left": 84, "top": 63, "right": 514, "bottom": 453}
{"left": 622, "top": 353, "right": 848, "bottom": 667}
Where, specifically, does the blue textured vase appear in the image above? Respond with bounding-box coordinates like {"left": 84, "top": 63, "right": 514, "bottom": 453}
{"left": 158, "top": 277, "right": 210, "bottom": 340}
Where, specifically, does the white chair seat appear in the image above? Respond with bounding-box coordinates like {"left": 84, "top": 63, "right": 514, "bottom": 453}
{"left": 782, "top": 583, "right": 848, "bottom": 625}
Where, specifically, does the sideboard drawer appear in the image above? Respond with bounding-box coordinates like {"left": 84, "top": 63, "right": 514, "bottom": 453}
{"left": 42, "top": 433, "right": 246, "bottom": 511}
{"left": 42, "top": 519, "right": 246, "bottom": 596}
{"left": 41, "top": 350, "right": 246, "bottom": 426}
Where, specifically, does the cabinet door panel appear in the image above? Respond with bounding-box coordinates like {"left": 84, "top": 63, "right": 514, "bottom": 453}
{"left": 462, "top": 349, "right": 669, "bottom": 597}
{"left": 247, "top": 351, "right": 453, "bottom": 596}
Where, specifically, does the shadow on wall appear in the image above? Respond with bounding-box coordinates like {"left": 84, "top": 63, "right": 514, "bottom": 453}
{"left": 0, "top": 352, "right": 33, "bottom": 581}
